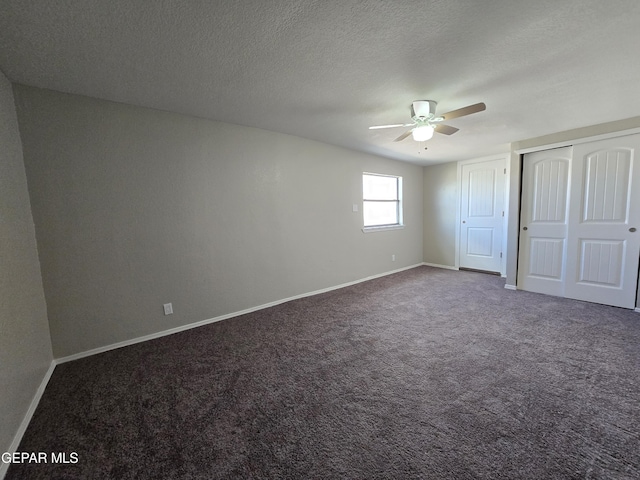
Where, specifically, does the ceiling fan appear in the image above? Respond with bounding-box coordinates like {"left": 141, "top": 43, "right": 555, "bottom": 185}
{"left": 369, "top": 100, "right": 486, "bottom": 142}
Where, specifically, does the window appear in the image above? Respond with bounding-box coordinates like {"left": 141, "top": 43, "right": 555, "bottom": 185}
{"left": 362, "top": 173, "right": 403, "bottom": 231}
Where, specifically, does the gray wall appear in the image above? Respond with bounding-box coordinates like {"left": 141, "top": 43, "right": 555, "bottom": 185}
{"left": 0, "top": 74, "right": 52, "bottom": 457}
{"left": 14, "top": 85, "right": 424, "bottom": 358}
{"left": 505, "top": 116, "right": 640, "bottom": 308}
{"left": 422, "top": 162, "right": 457, "bottom": 267}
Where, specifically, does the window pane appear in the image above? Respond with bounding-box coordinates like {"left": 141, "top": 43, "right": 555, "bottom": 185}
{"left": 363, "top": 201, "right": 398, "bottom": 226}
{"left": 363, "top": 174, "right": 397, "bottom": 200}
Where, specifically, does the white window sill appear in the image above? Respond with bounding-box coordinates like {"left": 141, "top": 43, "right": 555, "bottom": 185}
{"left": 362, "top": 225, "right": 405, "bottom": 233}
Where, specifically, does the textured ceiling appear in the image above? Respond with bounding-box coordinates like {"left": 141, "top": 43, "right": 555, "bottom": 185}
{"left": 1, "top": 0, "right": 640, "bottom": 165}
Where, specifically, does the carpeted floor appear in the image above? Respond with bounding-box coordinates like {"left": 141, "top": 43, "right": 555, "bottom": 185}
{"left": 7, "top": 266, "right": 640, "bottom": 479}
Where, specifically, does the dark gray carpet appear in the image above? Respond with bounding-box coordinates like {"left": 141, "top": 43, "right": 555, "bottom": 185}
{"left": 7, "top": 266, "right": 640, "bottom": 479}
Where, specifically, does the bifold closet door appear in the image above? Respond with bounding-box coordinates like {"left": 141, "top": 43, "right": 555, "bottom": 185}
{"left": 518, "top": 147, "right": 572, "bottom": 297}
{"left": 564, "top": 135, "right": 640, "bottom": 309}
{"left": 519, "top": 134, "right": 640, "bottom": 309}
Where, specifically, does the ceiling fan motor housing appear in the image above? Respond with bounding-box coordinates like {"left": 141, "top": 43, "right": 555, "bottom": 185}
{"left": 411, "top": 100, "right": 437, "bottom": 120}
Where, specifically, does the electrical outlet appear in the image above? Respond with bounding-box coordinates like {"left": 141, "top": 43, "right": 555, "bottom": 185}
{"left": 391, "top": 254, "right": 396, "bottom": 262}
{"left": 163, "top": 303, "right": 173, "bottom": 315}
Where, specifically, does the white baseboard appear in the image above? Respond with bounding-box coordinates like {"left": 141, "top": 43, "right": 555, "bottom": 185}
{"left": 56, "top": 263, "right": 424, "bottom": 365}
{"left": 635, "top": 307, "right": 640, "bottom": 313}
{"left": 422, "top": 262, "right": 458, "bottom": 271}
{"left": 0, "top": 360, "right": 56, "bottom": 480}
{"left": 504, "top": 284, "right": 517, "bottom": 290}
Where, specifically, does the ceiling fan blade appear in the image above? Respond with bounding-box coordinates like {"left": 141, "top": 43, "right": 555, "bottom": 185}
{"left": 434, "top": 124, "right": 459, "bottom": 135}
{"left": 393, "top": 130, "right": 413, "bottom": 142}
{"left": 369, "top": 123, "right": 413, "bottom": 130}
{"left": 441, "top": 102, "right": 486, "bottom": 120}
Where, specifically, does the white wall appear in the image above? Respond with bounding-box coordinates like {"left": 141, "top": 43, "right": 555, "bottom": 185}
{"left": 423, "top": 162, "right": 457, "bottom": 268}
{"left": 14, "top": 85, "right": 424, "bottom": 358}
{"left": 0, "top": 74, "right": 53, "bottom": 466}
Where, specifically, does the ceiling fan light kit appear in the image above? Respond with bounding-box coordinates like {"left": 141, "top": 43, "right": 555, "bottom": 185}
{"left": 369, "top": 100, "right": 486, "bottom": 143}
{"left": 412, "top": 125, "right": 435, "bottom": 141}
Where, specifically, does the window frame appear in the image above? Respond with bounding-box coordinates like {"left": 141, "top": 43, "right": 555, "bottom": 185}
{"left": 362, "top": 172, "right": 404, "bottom": 233}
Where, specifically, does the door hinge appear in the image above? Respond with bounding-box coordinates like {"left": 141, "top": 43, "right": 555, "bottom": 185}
{"left": 504, "top": 168, "right": 506, "bottom": 174}
{"left": 500, "top": 252, "right": 503, "bottom": 258}
{"left": 502, "top": 211, "right": 504, "bottom": 217}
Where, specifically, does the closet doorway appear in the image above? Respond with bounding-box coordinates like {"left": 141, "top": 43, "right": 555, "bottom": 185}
{"left": 518, "top": 134, "right": 640, "bottom": 309}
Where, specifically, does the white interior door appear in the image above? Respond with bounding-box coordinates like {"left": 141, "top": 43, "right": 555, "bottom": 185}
{"left": 518, "top": 147, "right": 572, "bottom": 297}
{"left": 564, "top": 135, "right": 640, "bottom": 308}
{"left": 459, "top": 158, "right": 505, "bottom": 273}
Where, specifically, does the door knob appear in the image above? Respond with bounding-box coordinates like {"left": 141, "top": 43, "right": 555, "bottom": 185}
{"left": 462, "top": 220, "right": 466, "bottom": 223}
{"left": 630, "top": 227, "right": 637, "bottom": 232}
{"left": 523, "top": 226, "right": 528, "bottom": 231}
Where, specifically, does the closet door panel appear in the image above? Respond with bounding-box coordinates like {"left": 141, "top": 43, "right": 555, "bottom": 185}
{"left": 565, "top": 135, "right": 640, "bottom": 308}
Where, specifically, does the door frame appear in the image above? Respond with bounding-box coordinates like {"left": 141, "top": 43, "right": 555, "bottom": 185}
{"left": 456, "top": 154, "right": 510, "bottom": 277}
{"left": 515, "top": 127, "right": 640, "bottom": 156}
